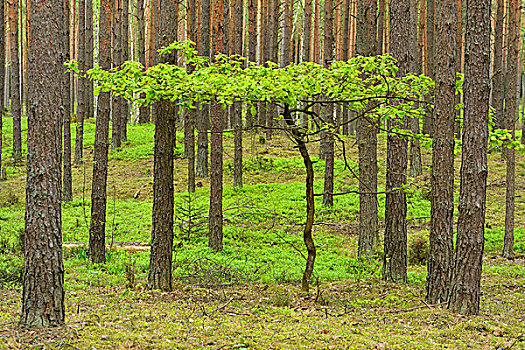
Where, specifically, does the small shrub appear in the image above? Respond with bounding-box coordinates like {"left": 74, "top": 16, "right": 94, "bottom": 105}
{"left": 408, "top": 232, "right": 429, "bottom": 265}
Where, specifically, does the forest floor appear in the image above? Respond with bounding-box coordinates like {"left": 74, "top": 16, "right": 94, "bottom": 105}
{"left": 0, "top": 117, "right": 524, "bottom": 349}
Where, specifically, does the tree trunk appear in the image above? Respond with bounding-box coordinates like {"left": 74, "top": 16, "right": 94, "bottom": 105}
{"left": 196, "top": 0, "right": 211, "bottom": 178}
{"left": 86, "top": 0, "right": 94, "bottom": 119}
{"left": 112, "top": 0, "right": 122, "bottom": 150}
{"left": 0, "top": 0, "right": 4, "bottom": 178}
{"left": 448, "top": 0, "right": 490, "bottom": 315}
{"left": 322, "top": 0, "right": 334, "bottom": 207}
{"left": 75, "top": 0, "right": 86, "bottom": 164}
{"left": 355, "top": 0, "right": 378, "bottom": 257}
{"left": 137, "top": 0, "right": 149, "bottom": 123}
{"left": 121, "top": 0, "right": 130, "bottom": 142}
{"left": 422, "top": 0, "right": 434, "bottom": 136}
{"left": 377, "top": 0, "right": 385, "bottom": 54}
{"left": 208, "top": 0, "right": 226, "bottom": 252}
{"left": 62, "top": 0, "right": 73, "bottom": 203}
{"left": 11, "top": 0, "right": 22, "bottom": 164}
{"left": 503, "top": 0, "right": 519, "bottom": 259}
{"left": 20, "top": 0, "right": 66, "bottom": 328}
{"left": 341, "top": 0, "right": 351, "bottom": 135}
{"left": 89, "top": 0, "right": 113, "bottom": 264}
{"left": 186, "top": 0, "right": 197, "bottom": 192}
{"left": 383, "top": 0, "right": 410, "bottom": 283}
{"left": 492, "top": 0, "right": 504, "bottom": 130}
{"left": 426, "top": 0, "right": 456, "bottom": 304}
{"left": 408, "top": 0, "right": 422, "bottom": 178}
{"left": 233, "top": 0, "right": 243, "bottom": 188}
{"left": 246, "top": 0, "right": 257, "bottom": 128}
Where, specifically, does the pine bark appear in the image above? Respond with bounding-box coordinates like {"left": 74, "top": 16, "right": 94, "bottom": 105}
{"left": 448, "top": 0, "right": 490, "bottom": 315}
{"left": 491, "top": 0, "right": 504, "bottom": 130}
{"left": 86, "top": 0, "right": 94, "bottom": 119}
{"left": 0, "top": 0, "right": 4, "bottom": 177}
{"left": 112, "top": 0, "right": 123, "bottom": 150}
{"left": 62, "top": 0, "right": 73, "bottom": 203}
{"left": 11, "top": 0, "right": 22, "bottom": 163}
{"left": 121, "top": 0, "right": 130, "bottom": 142}
{"left": 75, "top": 0, "right": 86, "bottom": 164}
{"left": 502, "top": 0, "right": 519, "bottom": 259}
{"left": 137, "top": 0, "right": 149, "bottom": 123}
{"left": 408, "top": 0, "right": 422, "bottom": 178}
{"left": 356, "top": 0, "right": 378, "bottom": 256}
{"left": 233, "top": 0, "right": 243, "bottom": 188}
{"left": 427, "top": 0, "right": 456, "bottom": 304}
{"left": 196, "top": 0, "right": 211, "bottom": 177}
{"left": 377, "top": 0, "right": 385, "bottom": 54}
{"left": 383, "top": 0, "right": 410, "bottom": 283}
{"left": 209, "top": 0, "right": 226, "bottom": 252}
{"left": 148, "top": 0, "right": 178, "bottom": 291}
{"left": 423, "top": 0, "right": 434, "bottom": 136}
{"left": 20, "top": 0, "right": 66, "bottom": 328}
{"left": 322, "top": 0, "right": 334, "bottom": 207}
{"left": 89, "top": 0, "right": 113, "bottom": 264}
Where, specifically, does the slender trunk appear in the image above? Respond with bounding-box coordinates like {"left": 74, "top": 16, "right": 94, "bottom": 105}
{"left": 0, "top": 0, "right": 4, "bottom": 178}
{"left": 112, "top": 0, "right": 122, "bottom": 150}
{"left": 89, "top": 0, "right": 113, "bottom": 264}
{"left": 233, "top": 0, "right": 243, "bottom": 188}
{"left": 209, "top": 0, "right": 226, "bottom": 252}
{"left": 383, "top": 0, "right": 410, "bottom": 283}
{"left": 423, "top": 0, "right": 434, "bottom": 136}
{"left": 492, "top": 0, "right": 504, "bottom": 130}
{"left": 63, "top": 0, "right": 73, "bottom": 202}
{"left": 137, "top": 0, "right": 149, "bottom": 123}
{"left": 21, "top": 0, "right": 66, "bottom": 327}
{"left": 503, "top": 0, "right": 519, "bottom": 259}
{"left": 86, "top": 0, "right": 94, "bottom": 119}
{"left": 75, "top": 0, "right": 86, "bottom": 164}
{"left": 426, "top": 0, "right": 456, "bottom": 304}
{"left": 121, "top": 0, "right": 130, "bottom": 142}
{"left": 197, "top": 0, "right": 211, "bottom": 177}
{"left": 448, "top": 0, "right": 490, "bottom": 315}
{"left": 408, "top": 0, "right": 422, "bottom": 178}
{"left": 341, "top": 0, "right": 351, "bottom": 135}
{"left": 11, "top": 0, "right": 22, "bottom": 163}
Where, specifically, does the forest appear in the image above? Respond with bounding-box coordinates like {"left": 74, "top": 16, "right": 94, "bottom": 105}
{"left": 0, "top": 0, "right": 524, "bottom": 348}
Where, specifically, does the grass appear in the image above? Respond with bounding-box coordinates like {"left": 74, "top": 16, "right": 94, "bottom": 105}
{"left": 0, "top": 115, "right": 525, "bottom": 349}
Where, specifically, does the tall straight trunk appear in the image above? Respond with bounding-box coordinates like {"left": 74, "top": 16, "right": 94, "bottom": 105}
{"left": 112, "top": 0, "right": 122, "bottom": 150}
{"left": 377, "top": 0, "right": 385, "bottom": 54}
{"left": 341, "top": 0, "right": 351, "bottom": 135}
{"left": 303, "top": 0, "right": 312, "bottom": 63}
{"left": 137, "top": 0, "right": 149, "bottom": 123}
{"left": 233, "top": 0, "right": 243, "bottom": 188}
{"left": 148, "top": 0, "right": 178, "bottom": 290}
{"left": 89, "top": 0, "right": 113, "bottom": 264}
{"left": 503, "top": 0, "right": 519, "bottom": 259}
{"left": 0, "top": 0, "right": 4, "bottom": 177}
{"left": 423, "top": 0, "right": 434, "bottom": 136}
{"left": 209, "top": 0, "right": 226, "bottom": 252}
{"left": 265, "top": 0, "right": 279, "bottom": 141}
{"left": 356, "top": 0, "right": 378, "bottom": 256}
{"left": 246, "top": 0, "right": 257, "bottom": 128}
{"left": 448, "top": 0, "right": 490, "bottom": 315}
{"left": 383, "top": 0, "right": 410, "bottom": 283}
{"left": 63, "top": 0, "right": 73, "bottom": 202}
{"left": 86, "top": 0, "right": 94, "bottom": 119}
{"left": 185, "top": 0, "right": 196, "bottom": 192}
{"left": 11, "top": 0, "right": 22, "bottom": 163}
{"left": 492, "top": 0, "right": 504, "bottom": 130}
{"left": 21, "top": 0, "right": 66, "bottom": 328}
{"left": 313, "top": 0, "right": 320, "bottom": 63}
{"left": 322, "top": 0, "right": 335, "bottom": 206}
{"left": 454, "top": 0, "right": 462, "bottom": 138}
{"left": 197, "top": 0, "right": 211, "bottom": 177}
{"left": 408, "top": 0, "right": 422, "bottom": 178}
{"left": 281, "top": 0, "right": 291, "bottom": 67}
{"left": 147, "top": 0, "right": 156, "bottom": 67}
{"left": 121, "top": 0, "right": 130, "bottom": 142}
{"left": 75, "top": 0, "right": 86, "bottom": 164}
{"left": 427, "top": 0, "right": 456, "bottom": 305}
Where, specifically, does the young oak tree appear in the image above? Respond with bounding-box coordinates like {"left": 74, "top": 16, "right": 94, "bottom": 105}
{"left": 80, "top": 40, "right": 431, "bottom": 293}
